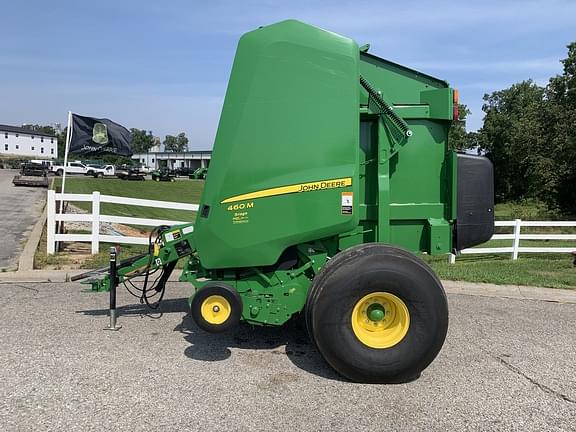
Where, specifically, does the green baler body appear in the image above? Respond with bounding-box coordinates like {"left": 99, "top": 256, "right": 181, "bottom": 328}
{"left": 85, "top": 20, "right": 491, "bottom": 331}
{"left": 194, "top": 20, "right": 455, "bottom": 269}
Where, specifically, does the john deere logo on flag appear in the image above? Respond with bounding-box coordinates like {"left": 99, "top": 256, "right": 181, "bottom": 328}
{"left": 70, "top": 114, "right": 132, "bottom": 156}
{"left": 92, "top": 123, "right": 109, "bottom": 145}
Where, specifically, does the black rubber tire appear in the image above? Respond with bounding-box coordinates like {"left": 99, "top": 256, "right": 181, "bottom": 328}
{"left": 305, "top": 243, "right": 448, "bottom": 383}
{"left": 191, "top": 283, "right": 242, "bottom": 333}
{"left": 56, "top": 169, "right": 63, "bottom": 176}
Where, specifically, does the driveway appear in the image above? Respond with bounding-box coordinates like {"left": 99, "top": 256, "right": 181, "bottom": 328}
{"left": 0, "top": 281, "right": 574, "bottom": 431}
{"left": 0, "top": 169, "right": 46, "bottom": 269}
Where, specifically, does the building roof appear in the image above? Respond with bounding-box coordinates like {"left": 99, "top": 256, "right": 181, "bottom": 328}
{"left": 0, "top": 124, "right": 56, "bottom": 138}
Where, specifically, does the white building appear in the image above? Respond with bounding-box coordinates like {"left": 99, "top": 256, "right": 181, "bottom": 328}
{"left": 1, "top": 124, "right": 58, "bottom": 159}
{"left": 132, "top": 150, "right": 211, "bottom": 170}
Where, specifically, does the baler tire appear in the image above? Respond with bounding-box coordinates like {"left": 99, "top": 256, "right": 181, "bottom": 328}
{"left": 304, "top": 244, "right": 424, "bottom": 350}
{"left": 306, "top": 243, "right": 448, "bottom": 383}
{"left": 191, "top": 283, "right": 242, "bottom": 333}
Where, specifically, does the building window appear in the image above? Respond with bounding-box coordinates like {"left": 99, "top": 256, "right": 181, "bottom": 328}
{"left": 15, "top": 145, "right": 19, "bottom": 150}
{"left": 41, "top": 137, "right": 44, "bottom": 143}
{"left": 31, "top": 146, "right": 35, "bottom": 151}
{"left": 51, "top": 138, "right": 54, "bottom": 144}
{"left": 151, "top": 158, "right": 155, "bottom": 163}
{"left": 4, "top": 133, "right": 7, "bottom": 139}
{"left": 51, "top": 149, "right": 54, "bottom": 154}
{"left": 31, "top": 136, "right": 35, "bottom": 139}
{"left": 4, "top": 144, "right": 7, "bottom": 151}
{"left": 41, "top": 147, "right": 44, "bottom": 154}
{"left": 15, "top": 134, "right": 19, "bottom": 138}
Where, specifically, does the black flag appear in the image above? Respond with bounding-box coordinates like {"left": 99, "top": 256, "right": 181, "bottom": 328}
{"left": 69, "top": 114, "right": 132, "bottom": 156}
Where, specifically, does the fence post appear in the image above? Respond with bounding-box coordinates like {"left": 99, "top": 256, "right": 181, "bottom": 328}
{"left": 47, "top": 190, "right": 56, "bottom": 254}
{"left": 512, "top": 218, "right": 522, "bottom": 260}
{"left": 91, "top": 191, "right": 100, "bottom": 254}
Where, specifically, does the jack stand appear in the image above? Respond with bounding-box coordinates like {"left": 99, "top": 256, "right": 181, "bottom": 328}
{"left": 104, "top": 246, "right": 122, "bottom": 331}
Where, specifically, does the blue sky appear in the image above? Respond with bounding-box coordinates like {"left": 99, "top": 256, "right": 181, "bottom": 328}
{"left": 1, "top": 0, "right": 574, "bottom": 149}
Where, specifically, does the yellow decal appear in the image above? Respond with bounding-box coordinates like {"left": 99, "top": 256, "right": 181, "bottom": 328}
{"left": 221, "top": 177, "right": 352, "bottom": 204}
{"left": 226, "top": 202, "right": 254, "bottom": 211}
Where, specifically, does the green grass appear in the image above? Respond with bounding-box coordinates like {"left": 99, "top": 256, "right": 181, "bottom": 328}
{"left": 434, "top": 199, "right": 576, "bottom": 289}
{"left": 425, "top": 254, "right": 576, "bottom": 290}
{"left": 53, "top": 177, "right": 204, "bottom": 222}
{"left": 80, "top": 243, "right": 150, "bottom": 269}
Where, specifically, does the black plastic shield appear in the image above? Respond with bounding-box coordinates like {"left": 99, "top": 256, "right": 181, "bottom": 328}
{"left": 455, "top": 154, "right": 495, "bottom": 250}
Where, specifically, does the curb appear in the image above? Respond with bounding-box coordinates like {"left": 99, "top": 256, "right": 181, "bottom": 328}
{"left": 442, "top": 280, "right": 576, "bottom": 304}
{"left": 17, "top": 202, "right": 47, "bottom": 272}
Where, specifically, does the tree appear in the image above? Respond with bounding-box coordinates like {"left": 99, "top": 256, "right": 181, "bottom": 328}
{"left": 176, "top": 132, "right": 189, "bottom": 152}
{"left": 56, "top": 128, "right": 67, "bottom": 159}
{"left": 477, "top": 80, "right": 547, "bottom": 202}
{"left": 164, "top": 132, "right": 189, "bottom": 152}
{"left": 163, "top": 135, "right": 177, "bottom": 152}
{"left": 544, "top": 42, "right": 576, "bottom": 214}
{"left": 447, "top": 104, "right": 472, "bottom": 151}
{"left": 130, "top": 128, "right": 155, "bottom": 154}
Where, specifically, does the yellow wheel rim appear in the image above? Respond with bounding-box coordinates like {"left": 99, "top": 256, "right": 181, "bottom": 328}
{"left": 351, "top": 292, "right": 410, "bottom": 349}
{"left": 200, "top": 295, "right": 232, "bottom": 325}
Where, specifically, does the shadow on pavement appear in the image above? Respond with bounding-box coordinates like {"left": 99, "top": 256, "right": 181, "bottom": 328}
{"left": 78, "top": 297, "right": 344, "bottom": 381}
{"left": 76, "top": 297, "right": 189, "bottom": 319}
{"left": 175, "top": 310, "right": 344, "bottom": 382}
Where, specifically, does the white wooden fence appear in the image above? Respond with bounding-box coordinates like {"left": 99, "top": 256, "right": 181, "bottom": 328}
{"left": 450, "top": 219, "right": 576, "bottom": 263}
{"left": 47, "top": 190, "right": 199, "bottom": 254}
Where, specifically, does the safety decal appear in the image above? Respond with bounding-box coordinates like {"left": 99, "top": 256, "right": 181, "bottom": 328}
{"left": 341, "top": 192, "right": 353, "bottom": 215}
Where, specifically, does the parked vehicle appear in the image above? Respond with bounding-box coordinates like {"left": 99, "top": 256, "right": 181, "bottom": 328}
{"left": 12, "top": 162, "right": 49, "bottom": 187}
{"left": 50, "top": 161, "right": 88, "bottom": 176}
{"left": 31, "top": 159, "right": 55, "bottom": 171}
{"left": 189, "top": 167, "right": 208, "bottom": 180}
{"left": 86, "top": 164, "right": 116, "bottom": 178}
{"left": 117, "top": 166, "right": 145, "bottom": 181}
{"left": 174, "top": 167, "right": 195, "bottom": 177}
{"left": 151, "top": 168, "right": 176, "bottom": 182}
{"left": 137, "top": 165, "right": 153, "bottom": 174}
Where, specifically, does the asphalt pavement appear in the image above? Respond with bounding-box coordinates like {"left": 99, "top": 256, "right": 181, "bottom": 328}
{"left": 0, "top": 169, "right": 46, "bottom": 270}
{"left": 0, "top": 281, "right": 574, "bottom": 431}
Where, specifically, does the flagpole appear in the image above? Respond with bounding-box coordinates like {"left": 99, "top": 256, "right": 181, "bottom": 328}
{"left": 56, "top": 111, "right": 73, "bottom": 248}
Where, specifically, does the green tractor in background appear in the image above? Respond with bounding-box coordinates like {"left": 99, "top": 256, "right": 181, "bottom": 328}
{"left": 189, "top": 167, "right": 208, "bottom": 180}
{"left": 80, "top": 20, "right": 494, "bottom": 383}
{"left": 151, "top": 167, "right": 177, "bottom": 182}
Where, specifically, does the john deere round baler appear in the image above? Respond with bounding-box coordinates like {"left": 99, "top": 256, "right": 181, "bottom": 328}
{"left": 81, "top": 20, "right": 494, "bottom": 383}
